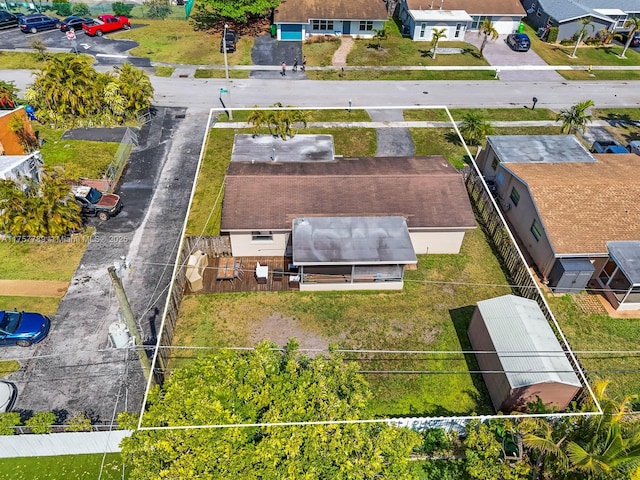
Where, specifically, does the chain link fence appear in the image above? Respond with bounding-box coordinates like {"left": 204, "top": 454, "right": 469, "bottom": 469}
{"left": 104, "top": 127, "right": 137, "bottom": 192}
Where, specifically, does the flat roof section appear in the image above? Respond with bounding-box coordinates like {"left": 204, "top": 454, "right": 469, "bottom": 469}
{"left": 487, "top": 135, "right": 596, "bottom": 164}
{"left": 292, "top": 216, "right": 418, "bottom": 265}
{"left": 231, "top": 134, "right": 335, "bottom": 163}
{"left": 608, "top": 241, "right": 640, "bottom": 286}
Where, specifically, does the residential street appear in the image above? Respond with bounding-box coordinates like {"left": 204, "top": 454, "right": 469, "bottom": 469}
{"left": 2, "top": 69, "right": 640, "bottom": 112}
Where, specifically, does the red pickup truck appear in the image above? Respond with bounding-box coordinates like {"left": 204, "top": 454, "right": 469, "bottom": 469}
{"left": 82, "top": 14, "right": 130, "bottom": 37}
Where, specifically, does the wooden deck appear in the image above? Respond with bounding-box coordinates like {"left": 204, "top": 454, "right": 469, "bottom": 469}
{"left": 184, "top": 256, "right": 298, "bottom": 295}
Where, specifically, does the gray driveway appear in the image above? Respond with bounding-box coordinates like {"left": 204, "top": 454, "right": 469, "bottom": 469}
{"left": 4, "top": 107, "right": 207, "bottom": 423}
{"left": 367, "top": 109, "right": 415, "bottom": 156}
{"left": 464, "top": 33, "right": 564, "bottom": 82}
{"left": 250, "top": 34, "right": 304, "bottom": 79}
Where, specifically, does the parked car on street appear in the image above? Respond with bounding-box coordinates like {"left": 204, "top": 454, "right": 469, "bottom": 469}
{"left": 0, "top": 310, "right": 51, "bottom": 347}
{"left": 72, "top": 186, "right": 123, "bottom": 221}
{"left": 220, "top": 30, "right": 238, "bottom": 53}
{"left": 59, "top": 15, "right": 92, "bottom": 32}
{"left": 627, "top": 140, "right": 640, "bottom": 155}
{"left": 18, "top": 13, "right": 59, "bottom": 33}
{"left": 506, "top": 33, "right": 530, "bottom": 52}
{"left": 0, "top": 382, "right": 17, "bottom": 412}
{"left": 0, "top": 11, "right": 21, "bottom": 29}
{"left": 82, "top": 14, "right": 130, "bottom": 36}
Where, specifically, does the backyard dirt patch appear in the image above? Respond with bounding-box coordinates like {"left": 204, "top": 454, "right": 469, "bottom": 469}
{"left": 248, "top": 313, "right": 335, "bottom": 351}
{"left": 0, "top": 280, "right": 69, "bottom": 298}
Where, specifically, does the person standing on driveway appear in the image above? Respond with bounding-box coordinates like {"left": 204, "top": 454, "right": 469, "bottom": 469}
{"left": 302, "top": 56, "right": 307, "bottom": 71}
{"left": 281, "top": 61, "right": 286, "bottom": 76}
{"left": 293, "top": 57, "right": 298, "bottom": 72}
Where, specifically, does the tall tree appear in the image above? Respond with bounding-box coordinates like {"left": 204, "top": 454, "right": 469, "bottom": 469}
{"left": 190, "top": 0, "right": 279, "bottom": 30}
{"left": 555, "top": 99, "right": 594, "bottom": 134}
{"left": 114, "top": 63, "right": 154, "bottom": 113}
{"left": 570, "top": 17, "right": 594, "bottom": 58}
{"left": 119, "top": 340, "right": 420, "bottom": 479}
{"left": 431, "top": 28, "right": 447, "bottom": 59}
{"left": 619, "top": 17, "right": 640, "bottom": 58}
{"left": 458, "top": 112, "right": 494, "bottom": 146}
{"left": 478, "top": 19, "right": 499, "bottom": 56}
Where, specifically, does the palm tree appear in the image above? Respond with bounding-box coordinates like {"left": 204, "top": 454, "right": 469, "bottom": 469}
{"left": 115, "top": 63, "right": 154, "bottom": 115}
{"left": 458, "top": 112, "right": 494, "bottom": 146}
{"left": 478, "top": 19, "right": 499, "bottom": 56}
{"left": 431, "top": 28, "right": 447, "bottom": 59}
{"left": 247, "top": 107, "right": 267, "bottom": 136}
{"left": 570, "top": 17, "right": 594, "bottom": 58}
{"left": 372, "top": 23, "right": 388, "bottom": 50}
{"left": 555, "top": 99, "right": 594, "bottom": 134}
{"left": 619, "top": 17, "right": 640, "bottom": 58}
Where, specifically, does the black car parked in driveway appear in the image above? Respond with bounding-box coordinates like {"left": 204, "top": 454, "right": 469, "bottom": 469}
{"left": 506, "top": 33, "right": 530, "bottom": 52}
{"left": 0, "top": 11, "right": 21, "bottom": 29}
{"left": 59, "top": 15, "right": 92, "bottom": 32}
{"left": 620, "top": 31, "right": 640, "bottom": 48}
{"left": 220, "top": 30, "right": 237, "bottom": 53}
{"left": 18, "top": 13, "right": 59, "bottom": 33}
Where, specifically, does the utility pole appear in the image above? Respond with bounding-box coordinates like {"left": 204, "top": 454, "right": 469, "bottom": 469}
{"left": 223, "top": 23, "right": 233, "bottom": 120}
{"left": 108, "top": 266, "right": 152, "bottom": 383}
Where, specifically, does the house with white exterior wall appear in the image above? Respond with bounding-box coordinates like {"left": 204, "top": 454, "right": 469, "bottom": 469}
{"left": 398, "top": 0, "right": 525, "bottom": 41}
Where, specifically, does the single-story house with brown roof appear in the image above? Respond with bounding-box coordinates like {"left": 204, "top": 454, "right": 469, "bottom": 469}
{"left": 220, "top": 135, "right": 476, "bottom": 290}
{"left": 476, "top": 135, "right": 640, "bottom": 310}
{"left": 397, "top": 0, "right": 525, "bottom": 41}
{"left": 274, "top": 0, "right": 388, "bottom": 41}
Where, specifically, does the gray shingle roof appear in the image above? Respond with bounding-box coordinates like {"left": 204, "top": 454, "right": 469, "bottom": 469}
{"left": 475, "top": 295, "right": 581, "bottom": 389}
{"left": 538, "top": 0, "right": 612, "bottom": 23}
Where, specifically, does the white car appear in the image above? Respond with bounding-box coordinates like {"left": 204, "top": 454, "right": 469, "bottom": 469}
{"left": 0, "top": 381, "right": 17, "bottom": 412}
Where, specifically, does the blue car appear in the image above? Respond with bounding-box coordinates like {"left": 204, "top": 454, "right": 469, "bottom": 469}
{"left": 18, "top": 14, "right": 59, "bottom": 33}
{"left": 0, "top": 310, "right": 51, "bottom": 347}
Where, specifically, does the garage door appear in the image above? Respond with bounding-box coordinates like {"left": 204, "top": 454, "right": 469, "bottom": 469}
{"left": 281, "top": 24, "right": 303, "bottom": 41}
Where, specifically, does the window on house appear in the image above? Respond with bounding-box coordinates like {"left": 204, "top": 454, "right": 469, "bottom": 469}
{"left": 491, "top": 156, "right": 499, "bottom": 170}
{"left": 471, "top": 16, "right": 487, "bottom": 29}
{"left": 530, "top": 219, "right": 542, "bottom": 241}
{"left": 311, "top": 19, "right": 333, "bottom": 31}
{"left": 251, "top": 231, "right": 274, "bottom": 242}
{"left": 509, "top": 187, "right": 520, "bottom": 206}
{"left": 419, "top": 23, "right": 426, "bottom": 38}
{"left": 536, "top": 7, "right": 542, "bottom": 17}
{"left": 599, "top": 259, "right": 618, "bottom": 285}
{"left": 359, "top": 21, "right": 373, "bottom": 31}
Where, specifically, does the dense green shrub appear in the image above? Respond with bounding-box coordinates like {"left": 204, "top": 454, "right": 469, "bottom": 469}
{"left": 547, "top": 26, "right": 558, "bottom": 43}
{"left": 112, "top": 2, "right": 134, "bottom": 17}
{"left": 0, "top": 412, "right": 20, "bottom": 435}
{"left": 26, "top": 412, "right": 57, "bottom": 434}
{"left": 52, "top": 0, "right": 72, "bottom": 17}
{"left": 71, "top": 2, "right": 91, "bottom": 16}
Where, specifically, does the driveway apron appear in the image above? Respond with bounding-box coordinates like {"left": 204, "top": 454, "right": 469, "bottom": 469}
{"left": 367, "top": 109, "right": 415, "bottom": 156}
{"left": 250, "top": 33, "right": 304, "bottom": 79}
{"left": 465, "top": 33, "right": 564, "bottom": 82}
{"left": 4, "top": 107, "right": 207, "bottom": 423}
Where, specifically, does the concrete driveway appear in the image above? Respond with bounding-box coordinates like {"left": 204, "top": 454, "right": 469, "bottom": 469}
{"left": 464, "top": 33, "right": 564, "bottom": 82}
{"left": 3, "top": 106, "right": 208, "bottom": 423}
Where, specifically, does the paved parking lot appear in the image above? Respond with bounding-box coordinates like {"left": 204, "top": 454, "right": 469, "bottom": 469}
{"left": 0, "top": 22, "right": 148, "bottom": 66}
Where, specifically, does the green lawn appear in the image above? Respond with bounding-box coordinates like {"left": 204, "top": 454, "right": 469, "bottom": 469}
{"left": 154, "top": 66, "right": 175, "bottom": 77}
{"left": 307, "top": 69, "right": 495, "bottom": 81}
{"left": 347, "top": 21, "right": 489, "bottom": 68}
{"left": 0, "top": 241, "right": 86, "bottom": 281}
{"left": 194, "top": 69, "right": 251, "bottom": 79}
{"left": 404, "top": 107, "right": 558, "bottom": 122}
{"left": 0, "top": 453, "right": 127, "bottom": 480}
{"left": 171, "top": 227, "right": 507, "bottom": 416}
{"left": 0, "top": 296, "right": 61, "bottom": 316}
{"left": 112, "top": 19, "right": 253, "bottom": 65}
{"left": 38, "top": 126, "right": 119, "bottom": 180}
{"left": 302, "top": 37, "right": 341, "bottom": 67}
{"left": 560, "top": 69, "right": 640, "bottom": 81}
{"left": 0, "top": 52, "right": 92, "bottom": 70}
{"left": 547, "top": 295, "right": 640, "bottom": 407}
{"left": 215, "top": 108, "right": 372, "bottom": 123}
{"left": 524, "top": 22, "right": 640, "bottom": 66}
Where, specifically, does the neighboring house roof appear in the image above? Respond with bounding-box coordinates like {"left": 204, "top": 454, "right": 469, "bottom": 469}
{"left": 487, "top": 135, "right": 596, "bottom": 164}
{"left": 536, "top": 0, "right": 612, "bottom": 23}
{"left": 475, "top": 295, "right": 581, "bottom": 389}
{"left": 503, "top": 154, "right": 640, "bottom": 255}
{"left": 275, "top": 0, "right": 388, "bottom": 23}
{"left": 221, "top": 156, "right": 476, "bottom": 231}
{"left": 578, "top": 0, "right": 640, "bottom": 15}
{"left": 405, "top": 0, "right": 525, "bottom": 16}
